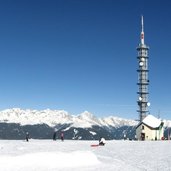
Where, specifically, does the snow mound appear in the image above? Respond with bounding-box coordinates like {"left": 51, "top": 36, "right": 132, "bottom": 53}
{"left": 0, "top": 151, "right": 99, "bottom": 170}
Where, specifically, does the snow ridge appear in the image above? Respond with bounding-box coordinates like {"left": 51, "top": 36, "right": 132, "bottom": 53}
{"left": 0, "top": 108, "right": 138, "bottom": 128}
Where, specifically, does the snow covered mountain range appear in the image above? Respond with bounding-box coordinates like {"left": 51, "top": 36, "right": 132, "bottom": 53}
{"left": 0, "top": 108, "right": 170, "bottom": 140}
{"left": 0, "top": 108, "right": 137, "bottom": 128}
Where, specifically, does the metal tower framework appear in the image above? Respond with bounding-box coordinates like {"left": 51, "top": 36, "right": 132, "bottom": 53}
{"left": 137, "top": 16, "right": 150, "bottom": 122}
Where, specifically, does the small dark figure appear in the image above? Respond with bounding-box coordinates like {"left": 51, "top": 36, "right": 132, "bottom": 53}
{"left": 53, "top": 128, "right": 57, "bottom": 141}
{"left": 26, "top": 132, "right": 30, "bottom": 142}
{"left": 60, "top": 132, "right": 64, "bottom": 141}
{"left": 53, "top": 131, "right": 57, "bottom": 141}
{"left": 124, "top": 134, "right": 127, "bottom": 140}
{"left": 99, "top": 137, "right": 106, "bottom": 146}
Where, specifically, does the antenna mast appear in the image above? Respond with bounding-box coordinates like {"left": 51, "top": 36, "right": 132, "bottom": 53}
{"left": 136, "top": 16, "right": 150, "bottom": 122}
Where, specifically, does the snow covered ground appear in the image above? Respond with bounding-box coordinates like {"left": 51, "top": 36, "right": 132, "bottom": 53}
{"left": 0, "top": 139, "right": 171, "bottom": 171}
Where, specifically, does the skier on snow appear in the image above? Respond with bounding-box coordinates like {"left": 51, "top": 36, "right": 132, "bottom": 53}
{"left": 99, "top": 137, "right": 106, "bottom": 146}
{"left": 26, "top": 132, "right": 30, "bottom": 142}
{"left": 60, "top": 132, "right": 64, "bottom": 141}
{"left": 53, "top": 128, "right": 57, "bottom": 141}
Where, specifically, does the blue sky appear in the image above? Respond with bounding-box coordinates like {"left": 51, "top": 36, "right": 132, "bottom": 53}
{"left": 0, "top": 0, "right": 171, "bottom": 119}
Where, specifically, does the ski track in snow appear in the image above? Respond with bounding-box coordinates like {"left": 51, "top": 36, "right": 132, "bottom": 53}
{"left": 0, "top": 140, "right": 171, "bottom": 171}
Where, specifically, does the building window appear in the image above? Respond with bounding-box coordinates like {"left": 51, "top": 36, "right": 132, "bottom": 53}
{"left": 142, "top": 125, "right": 144, "bottom": 130}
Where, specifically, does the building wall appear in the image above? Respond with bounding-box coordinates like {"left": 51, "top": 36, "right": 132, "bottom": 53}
{"left": 136, "top": 123, "right": 164, "bottom": 140}
{"left": 136, "top": 125, "right": 142, "bottom": 140}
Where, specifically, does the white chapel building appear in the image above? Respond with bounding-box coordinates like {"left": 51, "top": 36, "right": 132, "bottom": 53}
{"left": 136, "top": 115, "right": 164, "bottom": 141}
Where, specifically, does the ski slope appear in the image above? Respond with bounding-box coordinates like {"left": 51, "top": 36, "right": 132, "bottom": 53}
{"left": 0, "top": 140, "right": 171, "bottom": 171}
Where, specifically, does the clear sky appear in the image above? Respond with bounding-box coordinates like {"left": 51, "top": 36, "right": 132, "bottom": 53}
{"left": 0, "top": 0, "right": 171, "bottom": 119}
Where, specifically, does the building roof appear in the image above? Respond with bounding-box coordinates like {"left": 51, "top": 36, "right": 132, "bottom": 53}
{"left": 142, "top": 115, "right": 161, "bottom": 128}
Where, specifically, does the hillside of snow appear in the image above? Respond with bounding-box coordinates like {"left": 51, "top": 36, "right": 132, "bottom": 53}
{"left": 0, "top": 139, "right": 171, "bottom": 171}
{"left": 0, "top": 108, "right": 138, "bottom": 128}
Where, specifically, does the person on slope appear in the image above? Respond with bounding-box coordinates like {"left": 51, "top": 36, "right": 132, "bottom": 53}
{"left": 26, "top": 132, "right": 30, "bottom": 142}
{"left": 53, "top": 128, "right": 57, "bottom": 141}
{"left": 99, "top": 137, "right": 106, "bottom": 146}
{"left": 60, "top": 132, "right": 64, "bottom": 141}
